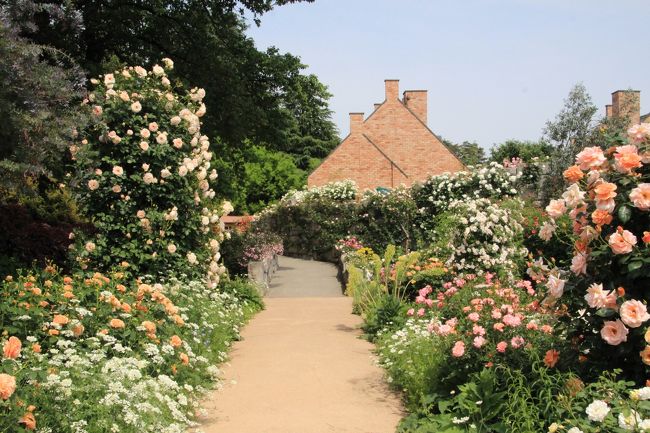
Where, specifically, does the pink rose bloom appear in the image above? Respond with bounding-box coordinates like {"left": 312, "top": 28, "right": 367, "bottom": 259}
{"left": 526, "top": 321, "right": 539, "bottom": 330}
{"left": 493, "top": 322, "right": 505, "bottom": 332}
{"left": 600, "top": 320, "right": 629, "bottom": 345}
{"left": 545, "top": 199, "right": 566, "bottom": 219}
{"left": 491, "top": 309, "right": 502, "bottom": 320}
{"left": 609, "top": 229, "right": 637, "bottom": 255}
{"left": 468, "top": 312, "right": 480, "bottom": 322}
{"left": 445, "top": 318, "right": 458, "bottom": 328}
{"left": 614, "top": 145, "right": 642, "bottom": 173}
{"left": 451, "top": 341, "right": 465, "bottom": 357}
{"left": 424, "top": 298, "right": 434, "bottom": 308}
{"left": 437, "top": 324, "right": 453, "bottom": 335}
{"left": 585, "top": 283, "right": 616, "bottom": 309}
{"left": 462, "top": 306, "right": 472, "bottom": 313}
{"left": 502, "top": 314, "right": 522, "bottom": 327}
{"left": 496, "top": 341, "right": 508, "bottom": 353}
{"left": 473, "top": 336, "right": 486, "bottom": 348}
{"left": 472, "top": 325, "right": 486, "bottom": 336}
{"left": 415, "top": 295, "right": 426, "bottom": 304}
{"left": 570, "top": 253, "right": 588, "bottom": 275}
{"left": 418, "top": 286, "right": 432, "bottom": 297}
{"left": 630, "top": 184, "right": 650, "bottom": 211}
{"left": 407, "top": 308, "right": 415, "bottom": 316}
{"left": 417, "top": 308, "right": 425, "bottom": 317}
{"left": 619, "top": 300, "right": 650, "bottom": 328}
{"left": 627, "top": 123, "right": 650, "bottom": 143}
{"left": 575, "top": 146, "right": 606, "bottom": 170}
{"left": 546, "top": 274, "right": 566, "bottom": 299}
{"left": 510, "top": 336, "right": 525, "bottom": 349}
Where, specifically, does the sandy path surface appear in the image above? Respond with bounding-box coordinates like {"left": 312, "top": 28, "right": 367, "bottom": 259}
{"left": 197, "top": 257, "right": 403, "bottom": 433}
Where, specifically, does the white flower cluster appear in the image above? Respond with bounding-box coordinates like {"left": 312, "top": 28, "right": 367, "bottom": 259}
{"left": 417, "top": 162, "right": 519, "bottom": 216}
{"left": 281, "top": 180, "right": 358, "bottom": 205}
{"left": 438, "top": 198, "right": 527, "bottom": 276}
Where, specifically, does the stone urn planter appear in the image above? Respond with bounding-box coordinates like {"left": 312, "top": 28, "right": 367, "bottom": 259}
{"left": 247, "top": 254, "right": 281, "bottom": 295}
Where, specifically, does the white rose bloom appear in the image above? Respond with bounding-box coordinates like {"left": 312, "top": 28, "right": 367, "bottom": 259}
{"left": 130, "top": 101, "right": 142, "bottom": 113}
{"left": 201, "top": 216, "right": 210, "bottom": 226}
{"left": 585, "top": 400, "right": 610, "bottom": 422}
{"left": 152, "top": 65, "right": 164, "bottom": 76}
{"left": 167, "top": 244, "right": 177, "bottom": 254}
{"left": 637, "top": 387, "right": 650, "bottom": 400}
{"left": 187, "top": 252, "right": 197, "bottom": 264}
{"left": 162, "top": 58, "right": 174, "bottom": 69}
{"left": 619, "top": 410, "right": 642, "bottom": 430}
{"left": 178, "top": 165, "right": 188, "bottom": 177}
{"left": 160, "top": 169, "right": 171, "bottom": 179}
{"left": 170, "top": 116, "right": 181, "bottom": 126}
{"left": 134, "top": 66, "right": 147, "bottom": 77}
{"left": 112, "top": 166, "right": 124, "bottom": 176}
{"left": 85, "top": 241, "right": 96, "bottom": 252}
{"left": 140, "top": 141, "right": 149, "bottom": 151}
{"left": 161, "top": 76, "right": 170, "bottom": 87}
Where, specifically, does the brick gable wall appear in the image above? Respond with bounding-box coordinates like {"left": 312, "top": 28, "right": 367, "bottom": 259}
{"left": 308, "top": 80, "right": 464, "bottom": 190}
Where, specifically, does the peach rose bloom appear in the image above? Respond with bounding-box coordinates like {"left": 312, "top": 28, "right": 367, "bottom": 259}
{"left": 640, "top": 346, "right": 650, "bottom": 365}
{"left": 170, "top": 335, "right": 183, "bottom": 348}
{"left": 142, "top": 321, "right": 156, "bottom": 333}
{"left": 596, "top": 198, "right": 615, "bottom": 214}
{"left": 563, "top": 165, "right": 584, "bottom": 183}
{"left": 72, "top": 324, "right": 85, "bottom": 337}
{"left": 31, "top": 343, "right": 41, "bottom": 353}
{"left": 594, "top": 182, "right": 617, "bottom": 202}
{"left": 570, "top": 252, "right": 588, "bottom": 275}
{"left": 0, "top": 374, "right": 16, "bottom": 400}
{"left": 591, "top": 209, "right": 613, "bottom": 226}
{"left": 609, "top": 229, "right": 637, "bottom": 255}
{"left": 3, "top": 336, "right": 21, "bottom": 359}
{"left": 575, "top": 146, "right": 606, "bottom": 170}
{"left": 109, "top": 318, "right": 125, "bottom": 329}
{"left": 620, "top": 300, "right": 650, "bottom": 328}
{"left": 630, "top": 184, "right": 650, "bottom": 211}
{"left": 545, "top": 199, "right": 566, "bottom": 219}
{"left": 646, "top": 328, "right": 650, "bottom": 344}
{"left": 585, "top": 283, "right": 617, "bottom": 309}
{"left": 52, "top": 315, "right": 69, "bottom": 326}
{"left": 614, "top": 145, "right": 642, "bottom": 173}
{"left": 20, "top": 412, "right": 36, "bottom": 430}
{"left": 601, "top": 319, "right": 628, "bottom": 345}
{"left": 628, "top": 123, "right": 650, "bottom": 143}
{"left": 180, "top": 352, "right": 190, "bottom": 365}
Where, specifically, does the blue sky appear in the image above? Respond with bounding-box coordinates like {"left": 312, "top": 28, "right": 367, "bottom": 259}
{"left": 246, "top": 0, "right": 649, "bottom": 150}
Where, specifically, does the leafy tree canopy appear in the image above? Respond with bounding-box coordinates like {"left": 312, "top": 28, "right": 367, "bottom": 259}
{"left": 489, "top": 140, "right": 553, "bottom": 163}
{"left": 441, "top": 138, "right": 486, "bottom": 167}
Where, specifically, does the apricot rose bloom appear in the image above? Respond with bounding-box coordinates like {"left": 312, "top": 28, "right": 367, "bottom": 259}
{"left": 3, "top": 336, "right": 21, "bottom": 359}
{"left": 620, "top": 300, "right": 650, "bottom": 328}
{"left": 614, "top": 145, "right": 642, "bottom": 173}
{"left": 545, "top": 199, "right": 566, "bottom": 219}
{"left": 575, "top": 146, "right": 606, "bottom": 170}
{"left": 52, "top": 314, "right": 70, "bottom": 326}
{"left": 19, "top": 412, "right": 36, "bottom": 430}
{"left": 640, "top": 346, "right": 650, "bottom": 365}
{"left": 563, "top": 165, "right": 584, "bottom": 183}
{"left": 591, "top": 209, "right": 613, "bottom": 226}
{"left": 608, "top": 229, "right": 637, "bottom": 255}
{"left": 628, "top": 123, "right": 650, "bottom": 143}
{"left": 109, "top": 318, "right": 125, "bottom": 329}
{"left": 544, "top": 349, "right": 560, "bottom": 368}
{"left": 141, "top": 321, "right": 156, "bottom": 333}
{"left": 630, "top": 183, "right": 650, "bottom": 211}
{"left": 170, "top": 335, "right": 183, "bottom": 348}
{"left": 593, "top": 182, "right": 617, "bottom": 202}
{"left": 600, "top": 319, "right": 629, "bottom": 345}
{"left": 0, "top": 373, "right": 16, "bottom": 400}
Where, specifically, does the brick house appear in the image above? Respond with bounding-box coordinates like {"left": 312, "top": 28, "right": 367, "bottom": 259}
{"left": 307, "top": 79, "right": 465, "bottom": 191}
{"left": 604, "top": 89, "right": 650, "bottom": 125}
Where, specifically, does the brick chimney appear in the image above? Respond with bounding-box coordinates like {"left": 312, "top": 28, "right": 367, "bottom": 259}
{"left": 403, "top": 90, "right": 428, "bottom": 125}
{"left": 374, "top": 103, "right": 382, "bottom": 111}
{"left": 605, "top": 104, "right": 613, "bottom": 118}
{"left": 385, "top": 79, "right": 399, "bottom": 101}
{"left": 349, "top": 112, "right": 364, "bottom": 134}
{"left": 611, "top": 90, "right": 641, "bottom": 125}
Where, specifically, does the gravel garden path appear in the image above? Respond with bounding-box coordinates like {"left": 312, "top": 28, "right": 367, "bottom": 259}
{"left": 197, "top": 256, "right": 403, "bottom": 433}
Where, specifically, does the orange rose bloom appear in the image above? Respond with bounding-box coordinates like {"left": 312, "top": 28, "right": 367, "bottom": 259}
{"left": 121, "top": 303, "right": 132, "bottom": 313}
{"left": 0, "top": 373, "right": 16, "bottom": 400}
{"left": 172, "top": 315, "right": 185, "bottom": 326}
{"left": 48, "top": 329, "right": 59, "bottom": 336}
{"left": 592, "top": 209, "right": 613, "bottom": 226}
{"left": 109, "top": 318, "right": 125, "bottom": 329}
{"left": 19, "top": 412, "right": 36, "bottom": 430}
{"left": 544, "top": 349, "right": 560, "bottom": 368}
{"left": 563, "top": 165, "right": 584, "bottom": 183}
{"left": 63, "top": 276, "right": 73, "bottom": 284}
{"left": 180, "top": 353, "right": 189, "bottom": 365}
{"left": 116, "top": 284, "right": 127, "bottom": 293}
{"left": 62, "top": 292, "right": 75, "bottom": 299}
{"left": 3, "top": 336, "right": 21, "bottom": 359}
{"left": 594, "top": 182, "right": 617, "bottom": 201}
{"left": 52, "top": 315, "right": 69, "bottom": 326}
{"left": 641, "top": 346, "right": 650, "bottom": 365}
{"left": 31, "top": 344, "right": 41, "bottom": 353}
{"left": 72, "top": 324, "right": 85, "bottom": 337}
{"left": 141, "top": 321, "right": 156, "bottom": 334}
{"left": 170, "top": 335, "right": 183, "bottom": 348}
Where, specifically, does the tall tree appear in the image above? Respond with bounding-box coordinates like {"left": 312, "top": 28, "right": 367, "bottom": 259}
{"left": 441, "top": 138, "right": 485, "bottom": 166}
{"left": 489, "top": 139, "right": 553, "bottom": 163}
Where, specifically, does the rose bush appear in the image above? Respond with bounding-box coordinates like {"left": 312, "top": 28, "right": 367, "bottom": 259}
{"left": 71, "top": 60, "right": 226, "bottom": 286}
